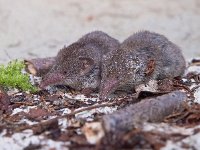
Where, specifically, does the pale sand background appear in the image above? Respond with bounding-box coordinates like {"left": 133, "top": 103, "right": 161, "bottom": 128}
{"left": 0, "top": 0, "right": 200, "bottom": 64}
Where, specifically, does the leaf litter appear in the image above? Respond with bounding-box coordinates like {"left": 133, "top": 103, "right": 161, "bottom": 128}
{"left": 0, "top": 59, "right": 200, "bottom": 150}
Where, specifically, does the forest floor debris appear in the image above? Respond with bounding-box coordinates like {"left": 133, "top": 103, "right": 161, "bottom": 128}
{"left": 0, "top": 59, "right": 200, "bottom": 150}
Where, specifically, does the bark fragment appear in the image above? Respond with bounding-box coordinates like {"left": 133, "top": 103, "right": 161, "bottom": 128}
{"left": 24, "top": 57, "right": 55, "bottom": 76}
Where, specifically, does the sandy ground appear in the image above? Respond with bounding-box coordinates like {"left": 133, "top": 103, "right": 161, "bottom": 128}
{"left": 0, "top": 0, "right": 200, "bottom": 64}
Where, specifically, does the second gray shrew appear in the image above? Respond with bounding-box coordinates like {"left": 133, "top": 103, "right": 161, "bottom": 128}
{"left": 40, "top": 30, "right": 186, "bottom": 99}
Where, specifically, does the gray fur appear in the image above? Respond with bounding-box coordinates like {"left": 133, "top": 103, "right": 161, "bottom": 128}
{"left": 100, "top": 31, "right": 186, "bottom": 99}
{"left": 40, "top": 31, "right": 120, "bottom": 91}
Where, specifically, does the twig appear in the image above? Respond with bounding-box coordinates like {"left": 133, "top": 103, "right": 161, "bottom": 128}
{"left": 102, "top": 91, "right": 187, "bottom": 133}
{"left": 64, "top": 102, "right": 116, "bottom": 117}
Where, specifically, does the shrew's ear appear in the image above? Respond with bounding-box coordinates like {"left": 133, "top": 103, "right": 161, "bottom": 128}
{"left": 79, "top": 57, "right": 95, "bottom": 76}
{"left": 144, "top": 59, "right": 155, "bottom": 76}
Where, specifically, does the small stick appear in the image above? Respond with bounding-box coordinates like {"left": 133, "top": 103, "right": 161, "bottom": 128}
{"left": 24, "top": 57, "right": 56, "bottom": 76}
{"left": 66, "top": 102, "right": 116, "bottom": 116}
{"left": 102, "top": 91, "right": 187, "bottom": 133}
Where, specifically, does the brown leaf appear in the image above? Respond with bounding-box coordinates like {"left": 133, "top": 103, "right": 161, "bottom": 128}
{"left": 0, "top": 87, "right": 11, "bottom": 114}
{"left": 26, "top": 107, "right": 49, "bottom": 121}
{"left": 32, "top": 119, "right": 59, "bottom": 135}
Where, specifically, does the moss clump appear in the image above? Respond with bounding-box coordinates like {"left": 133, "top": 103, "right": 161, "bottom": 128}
{"left": 0, "top": 60, "right": 37, "bottom": 92}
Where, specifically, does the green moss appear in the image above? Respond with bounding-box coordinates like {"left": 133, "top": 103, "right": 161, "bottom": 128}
{"left": 0, "top": 60, "right": 38, "bottom": 92}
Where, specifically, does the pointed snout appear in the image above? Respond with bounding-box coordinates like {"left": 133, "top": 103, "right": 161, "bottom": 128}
{"left": 99, "top": 78, "right": 118, "bottom": 100}
{"left": 99, "top": 88, "right": 110, "bottom": 100}
{"left": 39, "top": 73, "right": 65, "bottom": 89}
